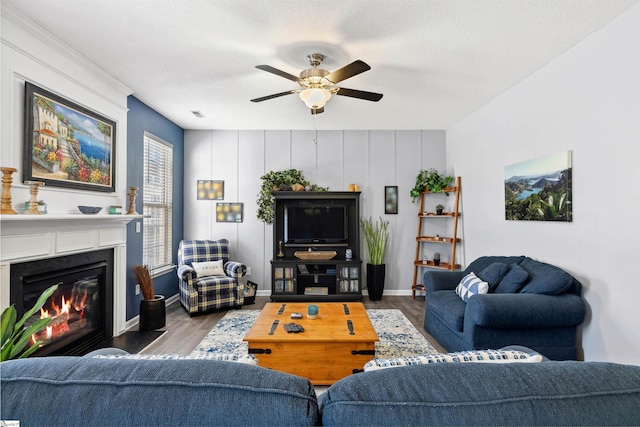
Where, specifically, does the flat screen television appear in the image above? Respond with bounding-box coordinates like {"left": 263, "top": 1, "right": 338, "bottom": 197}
{"left": 284, "top": 204, "right": 348, "bottom": 245}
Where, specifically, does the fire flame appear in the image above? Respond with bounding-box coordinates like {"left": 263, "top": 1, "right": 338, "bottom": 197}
{"left": 31, "top": 290, "right": 85, "bottom": 346}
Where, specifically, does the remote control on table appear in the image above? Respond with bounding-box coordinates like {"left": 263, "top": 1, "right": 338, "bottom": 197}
{"left": 284, "top": 323, "right": 305, "bottom": 333}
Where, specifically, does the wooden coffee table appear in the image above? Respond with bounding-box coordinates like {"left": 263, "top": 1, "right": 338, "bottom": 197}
{"left": 243, "top": 302, "right": 378, "bottom": 385}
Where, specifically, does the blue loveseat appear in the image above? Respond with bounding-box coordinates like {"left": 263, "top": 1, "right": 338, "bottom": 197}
{"left": 423, "top": 256, "right": 586, "bottom": 360}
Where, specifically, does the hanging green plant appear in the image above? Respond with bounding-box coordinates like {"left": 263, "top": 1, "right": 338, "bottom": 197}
{"left": 360, "top": 217, "right": 390, "bottom": 265}
{"left": 410, "top": 169, "right": 454, "bottom": 202}
{"left": 256, "top": 169, "right": 327, "bottom": 224}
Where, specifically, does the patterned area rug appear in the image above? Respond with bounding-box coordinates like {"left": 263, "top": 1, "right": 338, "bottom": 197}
{"left": 191, "top": 309, "right": 438, "bottom": 358}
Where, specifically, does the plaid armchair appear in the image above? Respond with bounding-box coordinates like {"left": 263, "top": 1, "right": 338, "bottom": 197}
{"left": 177, "top": 239, "right": 246, "bottom": 316}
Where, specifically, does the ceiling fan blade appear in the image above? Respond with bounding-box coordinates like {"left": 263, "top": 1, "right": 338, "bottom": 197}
{"left": 251, "top": 90, "right": 297, "bottom": 103}
{"left": 335, "top": 87, "right": 383, "bottom": 102}
{"left": 325, "top": 60, "right": 371, "bottom": 84}
{"left": 255, "top": 65, "right": 300, "bottom": 82}
{"left": 311, "top": 107, "right": 324, "bottom": 115}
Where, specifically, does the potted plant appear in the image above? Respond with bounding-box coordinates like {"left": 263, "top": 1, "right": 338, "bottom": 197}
{"left": 360, "top": 217, "right": 389, "bottom": 301}
{"left": 1, "top": 284, "right": 59, "bottom": 361}
{"left": 410, "top": 169, "right": 454, "bottom": 202}
{"left": 435, "top": 204, "right": 445, "bottom": 215}
{"left": 257, "top": 169, "right": 327, "bottom": 224}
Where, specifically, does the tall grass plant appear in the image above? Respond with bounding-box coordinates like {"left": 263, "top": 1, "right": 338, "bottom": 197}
{"left": 360, "top": 217, "right": 389, "bottom": 265}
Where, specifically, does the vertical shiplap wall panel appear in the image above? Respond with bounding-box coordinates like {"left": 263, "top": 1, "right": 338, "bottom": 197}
{"left": 368, "top": 131, "right": 397, "bottom": 290}
{"left": 421, "top": 130, "right": 447, "bottom": 170}
{"left": 183, "top": 128, "right": 448, "bottom": 295}
{"left": 238, "top": 131, "right": 267, "bottom": 287}
{"left": 263, "top": 131, "right": 292, "bottom": 289}
{"left": 184, "top": 131, "right": 213, "bottom": 239}
{"left": 316, "top": 130, "right": 344, "bottom": 191}
{"left": 396, "top": 131, "right": 424, "bottom": 291}
{"left": 343, "top": 130, "right": 370, "bottom": 211}
{"left": 343, "top": 131, "right": 370, "bottom": 262}
{"left": 291, "top": 130, "right": 317, "bottom": 182}
{"left": 265, "top": 131, "right": 292, "bottom": 171}
{"left": 210, "top": 130, "right": 240, "bottom": 252}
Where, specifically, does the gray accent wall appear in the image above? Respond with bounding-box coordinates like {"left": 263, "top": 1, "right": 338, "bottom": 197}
{"left": 183, "top": 130, "right": 449, "bottom": 296}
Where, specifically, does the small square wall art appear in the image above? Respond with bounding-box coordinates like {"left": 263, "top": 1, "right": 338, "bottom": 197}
{"left": 216, "top": 203, "right": 243, "bottom": 222}
{"left": 197, "top": 180, "right": 224, "bottom": 200}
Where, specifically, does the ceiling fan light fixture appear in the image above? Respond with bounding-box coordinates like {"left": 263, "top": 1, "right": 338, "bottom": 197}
{"left": 299, "top": 88, "right": 331, "bottom": 109}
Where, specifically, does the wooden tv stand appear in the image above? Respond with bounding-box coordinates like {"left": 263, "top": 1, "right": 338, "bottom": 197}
{"left": 270, "top": 191, "right": 362, "bottom": 301}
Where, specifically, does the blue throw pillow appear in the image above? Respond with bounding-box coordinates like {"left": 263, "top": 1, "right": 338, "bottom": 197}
{"left": 495, "top": 263, "right": 529, "bottom": 293}
{"left": 477, "top": 262, "right": 508, "bottom": 292}
{"left": 519, "top": 258, "right": 573, "bottom": 295}
{"left": 455, "top": 272, "right": 489, "bottom": 302}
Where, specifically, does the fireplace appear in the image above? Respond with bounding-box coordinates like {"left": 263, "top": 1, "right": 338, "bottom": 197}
{"left": 10, "top": 249, "right": 114, "bottom": 356}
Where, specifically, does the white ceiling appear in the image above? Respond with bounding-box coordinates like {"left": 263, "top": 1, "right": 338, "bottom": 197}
{"left": 4, "top": 0, "right": 638, "bottom": 130}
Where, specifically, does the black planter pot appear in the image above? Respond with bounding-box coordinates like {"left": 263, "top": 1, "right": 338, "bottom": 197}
{"left": 139, "top": 295, "right": 166, "bottom": 331}
{"left": 366, "top": 263, "right": 386, "bottom": 301}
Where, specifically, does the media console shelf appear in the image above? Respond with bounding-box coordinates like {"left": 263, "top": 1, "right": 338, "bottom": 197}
{"left": 270, "top": 191, "right": 362, "bottom": 302}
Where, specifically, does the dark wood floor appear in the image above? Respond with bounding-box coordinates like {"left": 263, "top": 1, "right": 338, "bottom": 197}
{"left": 141, "top": 296, "right": 447, "bottom": 354}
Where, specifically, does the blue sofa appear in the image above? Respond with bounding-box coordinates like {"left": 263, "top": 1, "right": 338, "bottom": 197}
{"left": 3, "top": 353, "right": 640, "bottom": 426}
{"left": 423, "top": 256, "right": 586, "bottom": 360}
{"left": 0, "top": 355, "right": 318, "bottom": 426}
{"left": 319, "top": 360, "right": 640, "bottom": 426}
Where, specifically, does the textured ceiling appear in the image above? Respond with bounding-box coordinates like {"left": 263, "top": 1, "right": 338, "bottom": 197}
{"left": 3, "top": 0, "right": 638, "bottom": 130}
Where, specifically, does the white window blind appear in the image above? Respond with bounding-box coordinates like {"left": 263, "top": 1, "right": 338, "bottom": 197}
{"left": 143, "top": 133, "right": 173, "bottom": 273}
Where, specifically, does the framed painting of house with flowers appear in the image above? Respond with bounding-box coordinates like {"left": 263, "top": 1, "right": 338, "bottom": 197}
{"left": 23, "top": 82, "right": 116, "bottom": 192}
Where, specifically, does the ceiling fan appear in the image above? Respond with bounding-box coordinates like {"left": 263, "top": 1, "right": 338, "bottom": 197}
{"left": 250, "top": 53, "right": 383, "bottom": 114}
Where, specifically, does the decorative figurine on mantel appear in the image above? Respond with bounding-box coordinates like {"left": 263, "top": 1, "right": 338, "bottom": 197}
{"left": 23, "top": 180, "right": 45, "bottom": 215}
{"left": 126, "top": 186, "right": 139, "bottom": 215}
{"left": 1, "top": 167, "right": 18, "bottom": 214}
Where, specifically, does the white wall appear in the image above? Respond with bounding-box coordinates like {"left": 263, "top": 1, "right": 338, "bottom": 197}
{"left": 1, "top": 6, "right": 131, "bottom": 211}
{"left": 183, "top": 130, "right": 448, "bottom": 295}
{"left": 447, "top": 4, "right": 640, "bottom": 364}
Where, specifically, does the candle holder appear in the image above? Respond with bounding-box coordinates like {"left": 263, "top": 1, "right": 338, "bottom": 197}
{"left": 127, "top": 186, "right": 139, "bottom": 215}
{"left": 1, "top": 167, "right": 19, "bottom": 214}
{"left": 23, "top": 180, "right": 45, "bottom": 215}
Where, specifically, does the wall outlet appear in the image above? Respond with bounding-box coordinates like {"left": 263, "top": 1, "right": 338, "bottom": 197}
{"left": 135, "top": 284, "right": 141, "bottom": 295}
{"left": 135, "top": 222, "right": 141, "bottom": 233}
{"left": 246, "top": 267, "right": 252, "bottom": 276}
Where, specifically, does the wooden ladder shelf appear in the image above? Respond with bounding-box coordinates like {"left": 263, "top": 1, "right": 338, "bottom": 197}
{"left": 411, "top": 176, "right": 461, "bottom": 298}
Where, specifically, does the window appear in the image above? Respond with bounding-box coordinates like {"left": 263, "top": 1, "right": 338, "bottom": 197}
{"left": 143, "top": 132, "right": 173, "bottom": 275}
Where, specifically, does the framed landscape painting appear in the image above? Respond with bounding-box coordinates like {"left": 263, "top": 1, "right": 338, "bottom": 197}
{"left": 23, "top": 82, "right": 116, "bottom": 192}
{"left": 504, "top": 150, "right": 572, "bottom": 222}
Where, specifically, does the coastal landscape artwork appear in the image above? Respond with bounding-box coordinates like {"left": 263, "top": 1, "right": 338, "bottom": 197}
{"left": 504, "top": 151, "right": 572, "bottom": 222}
{"left": 23, "top": 82, "right": 116, "bottom": 192}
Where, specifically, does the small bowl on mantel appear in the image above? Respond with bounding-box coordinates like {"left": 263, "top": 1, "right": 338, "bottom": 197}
{"left": 78, "top": 205, "right": 102, "bottom": 215}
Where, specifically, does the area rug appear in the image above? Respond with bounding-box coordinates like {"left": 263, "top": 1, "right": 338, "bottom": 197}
{"left": 191, "top": 309, "right": 438, "bottom": 358}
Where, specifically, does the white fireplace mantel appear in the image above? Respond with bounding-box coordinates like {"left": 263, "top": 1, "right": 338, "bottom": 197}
{"left": 0, "top": 214, "right": 144, "bottom": 336}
